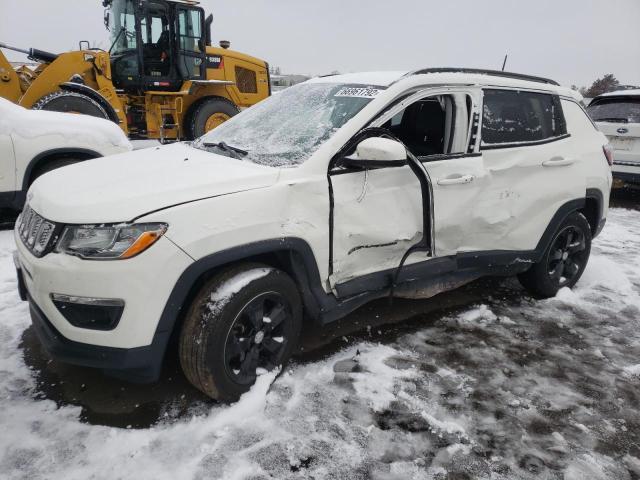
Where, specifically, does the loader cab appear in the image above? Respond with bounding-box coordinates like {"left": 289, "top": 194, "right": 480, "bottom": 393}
{"left": 105, "top": 0, "right": 207, "bottom": 93}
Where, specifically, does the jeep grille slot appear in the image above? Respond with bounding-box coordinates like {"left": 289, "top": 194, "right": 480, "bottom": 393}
{"left": 17, "top": 205, "right": 58, "bottom": 257}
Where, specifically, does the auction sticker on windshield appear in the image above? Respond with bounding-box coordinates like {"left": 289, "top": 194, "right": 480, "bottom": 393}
{"left": 334, "top": 86, "right": 382, "bottom": 98}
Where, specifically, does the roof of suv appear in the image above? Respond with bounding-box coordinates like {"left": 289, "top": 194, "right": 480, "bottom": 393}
{"left": 596, "top": 89, "right": 640, "bottom": 98}
{"left": 308, "top": 69, "right": 580, "bottom": 100}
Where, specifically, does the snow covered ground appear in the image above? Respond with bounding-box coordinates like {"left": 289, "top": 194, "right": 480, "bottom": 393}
{"left": 1, "top": 206, "right": 640, "bottom": 479}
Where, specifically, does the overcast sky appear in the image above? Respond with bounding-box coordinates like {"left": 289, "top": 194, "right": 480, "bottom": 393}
{"left": 1, "top": 0, "right": 638, "bottom": 88}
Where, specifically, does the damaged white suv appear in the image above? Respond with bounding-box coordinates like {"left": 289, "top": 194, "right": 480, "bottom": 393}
{"left": 14, "top": 68, "right": 612, "bottom": 401}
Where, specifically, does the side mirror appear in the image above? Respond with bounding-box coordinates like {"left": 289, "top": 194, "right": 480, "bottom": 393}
{"left": 341, "top": 137, "right": 407, "bottom": 169}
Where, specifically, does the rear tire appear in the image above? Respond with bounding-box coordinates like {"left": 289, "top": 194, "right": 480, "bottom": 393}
{"left": 518, "top": 212, "right": 592, "bottom": 298}
{"left": 179, "top": 263, "right": 302, "bottom": 401}
{"left": 187, "top": 98, "right": 239, "bottom": 140}
{"left": 33, "top": 91, "right": 109, "bottom": 120}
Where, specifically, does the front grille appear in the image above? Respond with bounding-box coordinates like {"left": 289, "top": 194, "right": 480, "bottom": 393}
{"left": 235, "top": 66, "right": 258, "bottom": 94}
{"left": 16, "top": 204, "right": 58, "bottom": 257}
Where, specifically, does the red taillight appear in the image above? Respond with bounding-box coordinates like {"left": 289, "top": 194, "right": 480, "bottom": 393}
{"left": 603, "top": 144, "right": 614, "bottom": 167}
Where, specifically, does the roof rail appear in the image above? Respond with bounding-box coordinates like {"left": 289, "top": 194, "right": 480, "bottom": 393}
{"left": 408, "top": 68, "right": 560, "bottom": 86}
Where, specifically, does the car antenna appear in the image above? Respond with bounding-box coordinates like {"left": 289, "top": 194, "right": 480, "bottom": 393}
{"left": 501, "top": 54, "right": 508, "bottom": 72}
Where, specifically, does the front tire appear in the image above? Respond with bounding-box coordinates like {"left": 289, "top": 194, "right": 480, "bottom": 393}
{"left": 33, "top": 91, "right": 110, "bottom": 120}
{"left": 179, "top": 264, "right": 302, "bottom": 401}
{"left": 518, "top": 212, "right": 592, "bottom": 298}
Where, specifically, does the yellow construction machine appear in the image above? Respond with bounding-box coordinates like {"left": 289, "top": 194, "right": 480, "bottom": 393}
{"left": 0, "top": 0, "right": 270, "bottom": 141}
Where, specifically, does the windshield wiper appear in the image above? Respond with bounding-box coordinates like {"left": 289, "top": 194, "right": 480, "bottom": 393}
{"left": 202, "top": 141, "right": 249, "bottom": 159}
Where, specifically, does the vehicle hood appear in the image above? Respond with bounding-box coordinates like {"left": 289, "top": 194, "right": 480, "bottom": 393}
{"left": 28, "top": 143, "right": 280, "bottom": 224}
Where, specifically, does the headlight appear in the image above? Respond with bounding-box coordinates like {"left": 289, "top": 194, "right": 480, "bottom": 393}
{"left": 56, "top": 223, "right": 167, "bottom": 260}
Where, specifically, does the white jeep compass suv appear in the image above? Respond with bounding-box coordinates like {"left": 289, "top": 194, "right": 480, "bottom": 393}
{"left": 14, "top": 69, "right": 612, "bottom": 401}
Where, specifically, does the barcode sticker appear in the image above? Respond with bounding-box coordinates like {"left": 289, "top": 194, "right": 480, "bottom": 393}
{"left": 334, "top": 87, "right": 381, "bottom": 98}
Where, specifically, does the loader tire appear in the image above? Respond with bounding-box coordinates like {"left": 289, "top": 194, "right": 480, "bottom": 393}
{"left": 33, "top": 91, "right": 110, "bottom": 120}
{"left": 187, "top": 98, "right": 239, "bottom": 140}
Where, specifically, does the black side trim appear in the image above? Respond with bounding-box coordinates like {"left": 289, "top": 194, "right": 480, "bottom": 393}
{"left": 22, "top": 147, "right": 102, "bottom": 192}
{"left": 585, "top": 188, "right": 605, "bottom": 237}
{"left": 27, "top": 293, "right": 160, "bottom": 383}
{"left": 335, "top": 256, "right": 456, "bottom": 298}
{"left": 481, "top": 133, "right": 571, "bottom": 151}
{"left": 59, "top": 82, "right": 120, "bottom": 124}
{"left": 418, "top": 152, "right": 482, "bottom": 163}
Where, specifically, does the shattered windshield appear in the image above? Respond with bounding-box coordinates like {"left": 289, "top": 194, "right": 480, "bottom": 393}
{"left": 588, "top": 97, "right": 640, "bottom": 123}
{"left": 193, "top": 83, "right": 383, "bottom": 167}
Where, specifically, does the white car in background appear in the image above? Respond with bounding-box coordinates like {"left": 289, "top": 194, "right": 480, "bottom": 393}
{"left": 587, "top": 90, "right": 640, "bottom": 188}
{"left": 0, "top": 97, "right": 132, "bottom": 212}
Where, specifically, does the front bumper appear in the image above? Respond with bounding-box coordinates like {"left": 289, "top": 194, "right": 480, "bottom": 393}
{"left": 26, "top": 290, "right": 161, "bottom": 383}
{"left": 14, "top": 231, "right": 191, "bottom": 349}
{"left": 13, "top": 224, "right": 193, "bottom": 382}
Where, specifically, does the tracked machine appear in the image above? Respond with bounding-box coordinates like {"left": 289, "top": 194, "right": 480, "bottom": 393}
{"left": 0, "top": 0, "right": 270, "bottom": 141}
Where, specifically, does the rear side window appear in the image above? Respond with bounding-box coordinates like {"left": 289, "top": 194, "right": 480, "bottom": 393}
{"left": 481, "top": 89, "right": 567, "bottom": 146}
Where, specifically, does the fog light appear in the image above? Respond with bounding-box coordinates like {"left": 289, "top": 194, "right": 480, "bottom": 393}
{"left": 51, "top": 294, "right": 125, "bottom": 331}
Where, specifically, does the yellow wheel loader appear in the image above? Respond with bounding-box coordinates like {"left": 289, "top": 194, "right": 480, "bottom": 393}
{"left": 0, "top": 0, "right": 270, "bottom": 141}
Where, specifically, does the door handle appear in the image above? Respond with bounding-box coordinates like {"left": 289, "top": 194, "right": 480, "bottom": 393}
{"left": 437, "top": 174, "right": 475, "bottom": 186}
{"left": 543, "top": 156, "right": 575, "bottom": 167}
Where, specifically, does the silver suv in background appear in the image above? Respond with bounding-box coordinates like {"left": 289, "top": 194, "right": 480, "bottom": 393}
{"left": 587, "top": 90, "right": 640, "bottom": 188}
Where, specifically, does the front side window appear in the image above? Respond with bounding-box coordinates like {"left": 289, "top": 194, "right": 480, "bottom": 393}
{"left": 587, "top": 97, "right": 640, "bottom": 124}
{"left": 481, "top": 89, "right": 567, "bottom": 146}
{"left": 194, "top": 83, "right": 381, "bottom": 167}
{"left": 380, "top": 94, "right": 471, "bottom": 157}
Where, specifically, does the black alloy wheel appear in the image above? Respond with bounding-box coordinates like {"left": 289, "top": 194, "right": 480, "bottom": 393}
{"left": 546, "top": 225, "right": 588, "bottom": 288}
{"left": 179, "top": 264, "right": 302, "bottom": 401}
{"left": 224, "top": 292, "right": 292, "bottom": 385}
{"left": 518, "top": 211, "right": 592, "bottom": 298}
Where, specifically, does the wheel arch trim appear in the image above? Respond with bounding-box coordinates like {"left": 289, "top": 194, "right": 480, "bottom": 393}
{"left": 149, "top": 238, "right": 329, "bottom": 369}
{"left": 22, "top": 147, "right": 102, "bottom": 192}
{"left": 584, "top": 187, "right": 605, "bottom": 237}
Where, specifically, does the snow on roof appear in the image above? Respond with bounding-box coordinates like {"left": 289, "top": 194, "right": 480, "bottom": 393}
{"left": 598, "top": 89, "right": 640, "bottom": 98}
{"left": 306, "top": 69, "right": 576, "bottom": 99}
{"left": 306, "top": 71, "right": 408, "bottom": 87}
